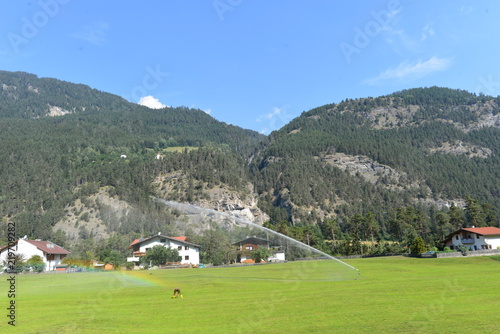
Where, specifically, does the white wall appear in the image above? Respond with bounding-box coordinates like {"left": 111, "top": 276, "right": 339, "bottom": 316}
{"left": 485, "top": 236, "right": 500, "bottom": 249}
{"left": 448, "top": 233, "right": 500, "bottom": 251}
{"left": 139, "top": 236, "right": 199, "bottom": 265}
{"left": 0, "top": 239, "right": 63, "bottom": 271}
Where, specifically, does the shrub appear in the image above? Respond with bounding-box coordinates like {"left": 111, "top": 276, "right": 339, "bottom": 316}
{"left": 27, "top": 255, "right": 46, "bottom": 272}
{"left": 457, "top": 243, "right": 468, "bottom": 256}
{"left": 410, "top": 237, "right": 428, "bottom": 255}
{"left": 250, "top": 247, "right": 271, "bottom": 263}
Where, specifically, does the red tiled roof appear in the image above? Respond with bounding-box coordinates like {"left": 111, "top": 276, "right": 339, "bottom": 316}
{"left": 461, "top": 227, "right": 500, "bottom": 236}
{"left": 25, "top": 240, "right": 70, "bottom": 254}
{"left": 129, "top": 238, "right": 141, "bottom": 247}
{"left": 128, "top": 235, "right": 200, "bottom": 249}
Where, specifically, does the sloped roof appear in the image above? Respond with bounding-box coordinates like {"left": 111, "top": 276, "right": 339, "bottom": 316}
{"left": 233, "top": 236, "right": 270, "bottom": 246}
{"left": 128, "top": 235, "right": 200, "bottom": 249}
{"left": 129, "top": 238, "right": 143, "bottom": 247}
{"left": 0, "top": 240, "right": 70, "bottom": 254}
{"left": 461, "top": 227, "right": 500, "bottom": 236}
{"left": 25, "top": 240, "right": 71, "bottom": 254}
{"left": 443, "top": 226, "right": 500, "bottom": 242}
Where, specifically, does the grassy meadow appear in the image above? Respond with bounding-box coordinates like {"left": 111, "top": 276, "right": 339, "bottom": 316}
{"left": 2, "top": 256, "right": 499, "bottom": 334}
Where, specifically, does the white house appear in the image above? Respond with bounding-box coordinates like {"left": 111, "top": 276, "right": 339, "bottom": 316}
{"left": 127, "top": 235, "right": 200, "bottom": 266}
{"left": 0, "top": 238, "right": 70, "bottom": 271}
{"left": 443, "top": 227, "right": 500, "bottom": 251}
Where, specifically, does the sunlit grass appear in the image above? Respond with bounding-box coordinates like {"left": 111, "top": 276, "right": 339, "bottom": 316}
{"left": 2, "top": 256, "right": 499, "bottom": 333}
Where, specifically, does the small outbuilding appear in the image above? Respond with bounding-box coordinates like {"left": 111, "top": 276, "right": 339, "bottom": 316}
{"left": 233, "top": 237, "right": 285, "bottom": 263}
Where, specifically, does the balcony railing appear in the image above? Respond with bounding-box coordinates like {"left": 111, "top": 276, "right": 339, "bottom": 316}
{"left": 133, "top": 251, "right": 146, "bottom": 257}
{"left": 460, "top": 238, "right": 475, "bottom": 244}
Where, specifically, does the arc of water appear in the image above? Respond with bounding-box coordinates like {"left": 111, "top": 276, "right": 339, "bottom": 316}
{"left": 153, "top": 197, "right": 359, "bottom": 272}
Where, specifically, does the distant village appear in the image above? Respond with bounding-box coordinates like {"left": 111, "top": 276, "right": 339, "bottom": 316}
{"left": 1, "top": 226, "right": 500, "bottom": 273}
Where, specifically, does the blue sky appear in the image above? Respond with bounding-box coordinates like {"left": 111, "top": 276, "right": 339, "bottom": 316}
{"left": 1, "top": 0, "right": 500, "bottom": 134}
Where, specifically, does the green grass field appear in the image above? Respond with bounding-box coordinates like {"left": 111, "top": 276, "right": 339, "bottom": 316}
{"left": 2, "top": 256, "right": 499, "bottom": 334}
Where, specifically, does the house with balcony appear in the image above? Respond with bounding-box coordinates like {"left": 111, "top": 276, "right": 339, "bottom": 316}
{"left": 233, "top": 236, "right": 285, "bottom": 263}
{"left": 127, "top": 234, "right": 200, "bottom": 267}
{"left": 0, "top": 238, "right": 70, "bottom": 271}
{"left": 443, "top": 227, "right": 500, "bottom": 251}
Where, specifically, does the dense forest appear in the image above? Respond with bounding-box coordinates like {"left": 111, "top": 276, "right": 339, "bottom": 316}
{"left": 0, "top": 71, "right": 498, "bottom": 264}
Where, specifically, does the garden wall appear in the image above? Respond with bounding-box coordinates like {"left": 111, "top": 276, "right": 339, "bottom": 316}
{"left": 436, "top": 248, "right": 500, "bottom": 258}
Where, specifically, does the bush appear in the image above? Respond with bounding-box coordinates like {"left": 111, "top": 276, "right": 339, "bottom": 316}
{"left": 410, "top": 237, "right": 428, "bottom": 255}
{"left": 250, "top": 247, "right": 271, "bottom": 263}
{"left": 457, "top": 243, "right": 468, "bottom": 256}
{"left": 27, "top": 255, "right": 46, "bottom": 272}
{"left": 140, "top": 245, "right": 180, "bottom": 267}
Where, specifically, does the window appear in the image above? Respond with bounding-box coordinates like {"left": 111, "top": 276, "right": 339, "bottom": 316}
{"left": 476, "top": 234, "right": 480, "bottom": 239}
{"left": 455, "top": 236, "right": 459, "bottom": 240}
{"left": 160, "top": 238, "right": 166, "bottom": 242}
{"left": 184, "top": 255, "right": 189, "bottom": 261}
{"left": 178, "top": 246, "right": 182, "bottom": 250}
{"left": 185, "top": 246, "right": 189, "bottom": 250}
{"left": 245, "top": 246, "right": 253, "bottom": 250}
{"left": 46, "top": 254, "right": 55, "bottom": 261}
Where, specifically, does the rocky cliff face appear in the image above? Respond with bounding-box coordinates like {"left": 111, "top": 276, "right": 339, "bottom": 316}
{"left": 53, "top": 188, "right": 132, "bottom": 243}
{"left": 153, "top": 172, "right": 269, "bottom": 225}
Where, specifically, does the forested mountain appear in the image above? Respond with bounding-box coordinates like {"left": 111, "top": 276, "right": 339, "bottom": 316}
{"left": 252, "top": 87, "right": 499, "bottom": 249}
{"left": 0, "top": 71, "right": 498, "bottom": 261}
{"left": 0, "top": 70, "right": 134, "bottom": 118}
{"left": 0, "top": 71, "right": 264, "bottom": 255}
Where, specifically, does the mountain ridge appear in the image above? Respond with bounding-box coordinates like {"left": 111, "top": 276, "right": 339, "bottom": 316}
{"left": 0, "top": 71, "right": 498, "bottom": 257}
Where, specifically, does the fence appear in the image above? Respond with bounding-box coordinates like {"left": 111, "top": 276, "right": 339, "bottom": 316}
{"left": 435, "top": 248, "right": 500, "bottom": 258}
{"left": 337, "top": 249, "right": 500, "bottom": 260}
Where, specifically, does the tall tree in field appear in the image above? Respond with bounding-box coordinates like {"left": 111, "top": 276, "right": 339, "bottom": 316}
{"left": 449, "top": 203, "right": 465, "bottom": 230}
{"left": 200, "top": 226, "right": 235, "bottom": 266}
{"left": 409, "top": 236, "right": 428, "bottom": 255}
{"left": 348, "top": 214, "right": 363, "bottom": 254}
{"left": 481, "top": 203, "right": 497, "bottom": 226}
{"left": 465, "top": 196, "right": 485, "bottom": 227}
{"left": 141, "top": 245, "right": 180, "bottom": 266}
{"left": 301, "top": 225, "right": 317, "bottom": 246}
{"left": 435, "top": 212, "right": 452, "bottom": 241}
{"left": 363, "top": 212, "right": 379, "bottom": 246}
{"left": 320, "top": 218, "right": 340, "bottom": 241}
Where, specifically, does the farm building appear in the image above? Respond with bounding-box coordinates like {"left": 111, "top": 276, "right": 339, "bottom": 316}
{"left": 0, "top": 237, "right": 70, "bottom": 271}
{"left": 92, "top": 261, "right": 114, "bottom": 271}
{"left": 443, "top": 227, "right": 500, "bottom": 251}
{"left": 233, "top": 236, "right": 285, "bottom": 263}
{"left": 127, "top": 234, "right": 200, "bottom": 267}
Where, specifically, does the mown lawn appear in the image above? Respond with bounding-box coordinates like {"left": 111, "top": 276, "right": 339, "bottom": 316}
{"left": 2, "top": 256, "right": 499, "bottom": 333}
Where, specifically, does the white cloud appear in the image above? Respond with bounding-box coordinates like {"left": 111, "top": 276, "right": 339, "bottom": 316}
{"left": 137, "top": 95, "right": 167, "bottom": 109}
{"left": 256, "top": 106, "right": 294, "bottom": 135}
{"left": 256, "top": 107, "right": 283, "bottom": 122}
{"left": 364, "top": 57, "right": 452, "bottom": 85}
{"left": 421, "top": 25, "right": 435, "bottom": 41}
{"left": 460, "top": 6, "right": 474, "bottom": 14}
{"left": 204, "top": 109, "right": 212, "bottom": 115}
{"left": 72, "top": 21, "right": 109, "bottom": 45}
